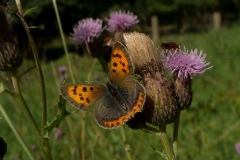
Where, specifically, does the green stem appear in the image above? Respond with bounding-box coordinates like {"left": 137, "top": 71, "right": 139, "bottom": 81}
{"left": 0, "top": 103, "right": 35, "bottom": 160}
{"left": 11, "top": 1, "right": 48, "bottom": 142}
{"left": 28, "top": 28, "right": 47, "bottom": 136}
{"left": 156, "top": 125, "right": 175, "bottom": 160}
{"left": 85, "top": 41, "right": 108, "bottom": 73}
{"left": 85, "top": 42, "right": 92, "bottom": 55}
{"left": 87, "top": 59, "right": 98, "bottom": 81}
{"left": 98, "top": 56, "right": 109, "bottom": 73}
{"left": 51, "top": 1, "right": 81, "bottom": 159}
{"left": 11, "top": 71, "right": 41, "bottom": 137}
{"left": 9, "top": 1, "right": 52, "bottom": 158}
{"left": 66, "top": 117, "right": 81, "bottom": 160}
{"left": 10, "top": 71, "right": 47, "bottom": 157}
{"left": 52, "top": 0, "right": 75, "bottom": 84}
{"left": 14, "top": 0, "right": 23, "bottom": 15}
{"left": 22, "top": 23, "right": 51, "bottom": 160}
{"left": 173, "top": 115, "right": 180, "bottom": 159}
{"left": 81, "top": 113, "right": 86, "bottom": 160}
{"left": 121, "top": 127, "right": 132, "bottom": 160}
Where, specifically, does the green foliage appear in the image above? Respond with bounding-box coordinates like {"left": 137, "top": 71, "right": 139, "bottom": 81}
{"left": 146, "top": 0, "right": 178, "bottom": 14}
{"left": 1, "top": 25, "right": 240, "bottom": 159}
{"left": 175, "top": 0, "right": 218, "bottom": 6}
{"left": 166, "top": 26, "right": 240, "bottom": 159}
{"left": 23, "top": 5, "right": 38, "bottom": 17}
{"left": 1, "top": 1, "right": 240, "bottom": 159}
{"left": 45, "top": 95, "right": 70, "bottom": 136}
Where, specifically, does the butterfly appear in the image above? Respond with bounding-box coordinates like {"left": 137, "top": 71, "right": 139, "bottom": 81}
{"left": 60, "top": 41, "right": 146, "bottom": 129}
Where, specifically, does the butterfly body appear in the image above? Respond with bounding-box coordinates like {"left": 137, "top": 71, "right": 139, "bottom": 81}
{"left": 105, "top": 82, "right": 118, "bottom": 97}
{"left": 61, "top": 42, "right": 146, "bottom": 128}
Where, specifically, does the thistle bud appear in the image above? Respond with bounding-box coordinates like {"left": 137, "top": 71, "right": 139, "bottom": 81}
{"left": 142, "top": 72, "right": 179, "bottom": 126}
{"left": 173, "top": 73, "right": 192, "bottom": 110}
{"left": 124, "top": 32, "right": 179, "bottom": 126}
{"left": 0, "top": 6, "right": 23, "bottom": 71}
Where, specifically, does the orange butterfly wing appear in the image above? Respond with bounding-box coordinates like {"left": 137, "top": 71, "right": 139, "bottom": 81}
{"left": 61, "top": 84, "right": 107, "bottom": 110}
{"left": 109, "top": 42, "right": 134, "bottom": 84}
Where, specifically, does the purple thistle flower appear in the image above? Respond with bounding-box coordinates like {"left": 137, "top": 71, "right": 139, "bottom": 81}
{"left": 58, "top": 65, "right": 67, "bottom": 74}
{"left": 236, "top": 142, "right": 240, "bottom": 154}
{"left": 54, "top": 128, "right": 65, "bottom": 140}
{"left": 106, "top": 10, "right": 139, "bottom": 32}
{"left": 71, "top": 18, "right": 103, "bottom": 43}
{"left": 163, "top": 48, "right": 212, "bottom": 79}
{"left": 58, "top": 65, "right": 68, "bottom": 82}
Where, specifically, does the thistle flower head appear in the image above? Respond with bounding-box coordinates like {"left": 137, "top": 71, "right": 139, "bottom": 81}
{"left": 58, "top": 65, "right": 68, "bottom": 83}
{"left": 106, "top": 10, "right": 139, "bottom": 32}
{"left": 71, "top": 18, "right": 103, "bottom": 43}
{"left": 163, "top": 48, "right": 212, "bottom": 79}
{"left": 124, "top": 32, "right": 179, "bottom": 126}
{"left": 58, "top": 65, "right": 67, "bottom": 74}
{"left": 124, "top": 32, "right": 162, "bottom": 75}
{"left": 0, "top": 6, "right": 22, "bottom": 72}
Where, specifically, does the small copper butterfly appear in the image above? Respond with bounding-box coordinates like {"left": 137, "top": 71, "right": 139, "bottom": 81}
{"left": 60, "top": 42, "right": 146, "bottom": 128}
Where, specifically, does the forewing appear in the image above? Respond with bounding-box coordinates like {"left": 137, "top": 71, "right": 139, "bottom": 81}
{"left": 60, "top": 84, "right": 107, "bottom": 111}
{"left": 109, "top": 42, "right": 134, "bottom": 84}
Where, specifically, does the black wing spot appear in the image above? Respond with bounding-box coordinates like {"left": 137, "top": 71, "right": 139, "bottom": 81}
{"left": 80, "top": 97, "right": 84, "bottom": 101}
{"left": 122, "top": 69, "right": 127, "bottom": 74}
{"left": 90, "top": 87, "right": 94, "bottom": 91}
{"left": 116, "top": 53, "right": 121, "bottom": 58}
{"left": 73, "top": 89, "right": 77, "bottom": 95}
{"left": 82, "top": 87, "right": 87, "bottom": 92}
{"left": 113, "top": 62, "right": 117, "bottom": 67}
{"left": 86, "top": 98, "right": 90, "bottom": 103}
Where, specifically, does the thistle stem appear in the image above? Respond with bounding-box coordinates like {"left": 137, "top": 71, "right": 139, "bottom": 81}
{"left": 121, "top": 127, "right": 132, "bottom": 160}
{"left": 14, "top": 0, "right": 23, "bottom": 15}
{"left": 10, "top": 71, "right": 52, "bottom": 159}
{"left": 11, "top": 71, "right": 40, "bottom": 136}
{"left": 11, "top": 1, "right": 48, "bottom": 142}
{"left": 11, "top": 1, "right": 52, "bottom": 158}
{"left": 21, "top": 24, "right": 52, "bottom": 160}
{"left": 81, "top": 113, "right": 86, "bottom": 160}
{"left": 156, "top": 125, "right": 175, "bottom": 160}
{"left": 173, "top": 115, "right": 180, "bottom": 159}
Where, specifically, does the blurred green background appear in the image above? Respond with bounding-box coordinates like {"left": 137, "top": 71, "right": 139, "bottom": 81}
{"left": 0, "top": 0, "right": 240, "bottom": 159}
